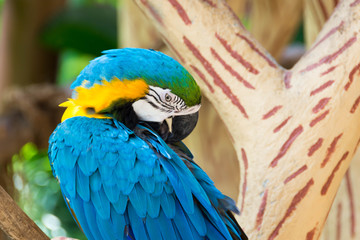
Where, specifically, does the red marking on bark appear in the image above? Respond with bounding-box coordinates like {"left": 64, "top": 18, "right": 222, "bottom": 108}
{"left": 337, "top": 202, "right": 342, "bottom": 240}
{"left": 270, "top": 125, "right": 303, "bottom": 167}
{"left": 202, "top": 0, "right": 216, "bottom": 7}
{"left": 255, "top": 189, "right": 268, "bottom": 230}
{"left": 319, "top": 0, "right": 329, "bottom": 19}
{"left": 211, "top": 48, "right": 255, "bottom": 89}
{"left": 190, "top": 65, "right": 214, "bottom": 93}
{"left": 263, "top": 105, "right": 283, "bottom": 120}
{"left": 284, "top": 71, "right": 292, "bottom": 89}
{"left": 321, "top": 151, "right": 349, "bottom": 195}
{"left": 268, "top": 179, "right": 314, "bottom": 240}
{"left": 273, "top": 116, "right": 292, "bottom": 133}
{"left": 306, "top": 228, "right": 317, "bottom": 240}
{"left": 320, "top": 66, "right": 337, "bottom": 76}
{"left": 312, "top": 98, "right": 331, "bottom": 114}
{"left": 215, "top": 33, "right": 259, "bottom": 74}
{"left": 307, "top": 21, "right": 344, "bottom": 54}
{"left": 140, "top": 0, "right": 163, "bottom": 25}
{"left": 236, "top": 33, "right": 277, "bottom": 68}
{"left": 163, "top": 37, "right": 186, "bottom": 63}
{"left": 309, "top": 109, "right": 330, "bottom": 127}
{"left": 345, "top": 171, "right": 356, "bottom": 237}
{"left": 308, "top": 138, "right": 324, "bottom": 157}
{"left": 350, "top": 96, "right": 360, "bottom": 113}
{"left": 345, "top": 62, "right": 360, "bottom": 91}
{"left": 350, "top": 0, "right": 360, "bottom": 7}
{"left": 183, "top": 36, "right": 248, "bottom": 118}
{"left": 310, "top": 80, "right": 335, "bottom": 96}
{"left": 321, "top": 133, "right": 343, "bottom": 168}
{"left": 284, "top": 165, "right": 308, "bottom": 184}
{"left": 302, "top": 35, "right": 356, "bottom": 73}
{"left": 240, "top": 148, "right": 248, "bottom": 214}
{"left": 168, "top": 0, "right": 191, "bottom": 25}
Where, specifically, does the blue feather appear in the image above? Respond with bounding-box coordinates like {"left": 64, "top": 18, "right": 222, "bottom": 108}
{"left": 146, "top": 194, "right": 160, "bottom": 218}
{"left": 69, "top": 196, "right": 93, "bottom": 239}
{"left": 91, "top": 187, "right": 110, "bottom": 219}
{"left": 159, "top": 159, "right": 194, "bottom": 214}
{"left": 157, "top": 210, "right": 177, "bottom": 239}
{"left": 63, "top": 166, "right": 76, "bottom": 198}
{"left": 112, "top": 193, "right": 128, "bottom": 214}
{"left": 139, "top": 177, "right": 155, "bottom": 193}
{"left": 152, "top": 182, "right": 163, "bottom": 196}
{"left": 76, "top": 167, "right": 90, "bottom": 201}
{"left": 83, "top": 201, "right": 103, "bottom": 240}
{"left": 89, "top": 170, "right": 102, "bottom": 192}
{"left": 98, "top": 163, "right": 115, "bottom": 182}
{"left": 160, "top": 191, "right": 176, "bottom": 218}
{"left": 145, "top": 217, "right": 162, "bottom": 240}
{"left": 103, "top": 182, "right": 120, "bottom": 203}
{"left": 110, "top": 206, "right": 126, "bottom": 240}
{"left": 204, "top": 218, "right": 227, "bottom": 240}
{"left": 129, "top": 183, "right": 147, "bottom": 218}
{"left": 187, "top": 202, "right": 207, "bottom": 236}
{"left": 127, "top": 203, "right": 149, "bottom": 240}
{"left": 78, "top": 149, "right": 97, "bottom": 176}
{"left": 58, "top": 146, "right": 77, "bottom": 170}
{"left": 172, "top": 199, "right": 195, "bottom": 240}
{"left": 102, "top": 151, "right": 118, "bottom": 167}
{"left": 96, "top": 214, "right": 114, "bottom": 240}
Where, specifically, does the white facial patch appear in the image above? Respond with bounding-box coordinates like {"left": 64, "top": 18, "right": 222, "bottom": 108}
{"left": 132, "top": 99, "right": 170, "bottom": 122}
{"left": 132, "top": 86, "right": 200, "bottom": 122}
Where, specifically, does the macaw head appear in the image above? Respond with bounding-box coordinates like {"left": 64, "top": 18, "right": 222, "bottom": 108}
{"left": 61, "top": 48, "right": 201, "bottom": 142}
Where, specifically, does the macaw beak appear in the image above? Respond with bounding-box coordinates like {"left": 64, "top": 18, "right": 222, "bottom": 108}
{"left": 167, "top": 111, "right": 199, "bottom": 143}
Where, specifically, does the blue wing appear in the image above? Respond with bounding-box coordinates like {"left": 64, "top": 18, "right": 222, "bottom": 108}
{"left": 49, "top": 117, "right": 246, "bottom": 240}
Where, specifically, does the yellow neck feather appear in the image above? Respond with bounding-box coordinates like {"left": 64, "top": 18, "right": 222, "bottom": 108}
{"left": 60, "top": 78, "right": 149, "bottom": 122}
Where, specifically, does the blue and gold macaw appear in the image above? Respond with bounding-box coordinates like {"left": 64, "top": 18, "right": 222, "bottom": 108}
{"left": 48, "top": 48, "right": 247, "bottom": 240}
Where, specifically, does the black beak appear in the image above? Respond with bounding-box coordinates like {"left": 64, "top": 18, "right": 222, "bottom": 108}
{"left": 166, "top": 112, "right": 199, "bottom": 143}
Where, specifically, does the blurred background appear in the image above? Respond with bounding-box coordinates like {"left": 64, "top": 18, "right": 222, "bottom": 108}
{"left": 0, "top": 0, "right": 331, "bottom": 239}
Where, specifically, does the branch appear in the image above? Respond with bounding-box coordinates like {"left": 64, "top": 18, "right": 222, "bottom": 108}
{"left": 0, "top": 185, "right": 49, "bottom": 240}
{"left": 134, "top": 0, "right": 360, "bottom": 239}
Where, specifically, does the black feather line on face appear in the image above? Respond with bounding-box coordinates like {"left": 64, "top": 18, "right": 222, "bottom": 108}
{"left": 147, "top": 89, "right": 175, "bottom": 110}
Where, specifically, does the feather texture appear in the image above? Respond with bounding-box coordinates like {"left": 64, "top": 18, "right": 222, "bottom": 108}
{"left": 49, "top": 117, "right": 246, "bottom": 240}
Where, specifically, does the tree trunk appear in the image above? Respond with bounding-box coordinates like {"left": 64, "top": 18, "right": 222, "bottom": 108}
{"left": 134, "top": 0, "right": 360, "bottom": 239}
{"left": 303, "top": 1, "right": 360, "bottom": 239}
{"left": 0, "top": 0, "right": 66, "bottom": 95}
{"left": 0, "top": 185, "right": 50, "bottom": 240}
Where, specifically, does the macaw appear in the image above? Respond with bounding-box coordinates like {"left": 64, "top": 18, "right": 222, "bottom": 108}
{"left": 48, "top": 48, "right": 248, "bottom": 240}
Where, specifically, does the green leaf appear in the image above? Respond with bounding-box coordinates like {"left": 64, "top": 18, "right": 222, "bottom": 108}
{"left": 41, "top": 4, "right": 118, "bottom": 55}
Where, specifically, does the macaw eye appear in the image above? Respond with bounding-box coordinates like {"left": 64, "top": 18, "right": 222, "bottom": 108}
{"left": 165, "top": 93, "right": 172, "bottom": 102}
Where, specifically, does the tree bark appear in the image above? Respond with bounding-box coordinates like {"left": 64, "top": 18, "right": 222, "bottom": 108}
{"left": 134, "top": 0, "right": 360, "bottom": 239}
{"left": 303, "top": 1, "right": 360, "bottom": 239}
{"left": 0, "top": 185, "right": 50, "bottom": 240}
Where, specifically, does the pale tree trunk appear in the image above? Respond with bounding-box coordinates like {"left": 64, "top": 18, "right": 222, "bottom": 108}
{"left": 303, "top": 1, "right": 360, "bottom": 239}
{"left": 134, "top": 1, "right": 360, "bottom": 239}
